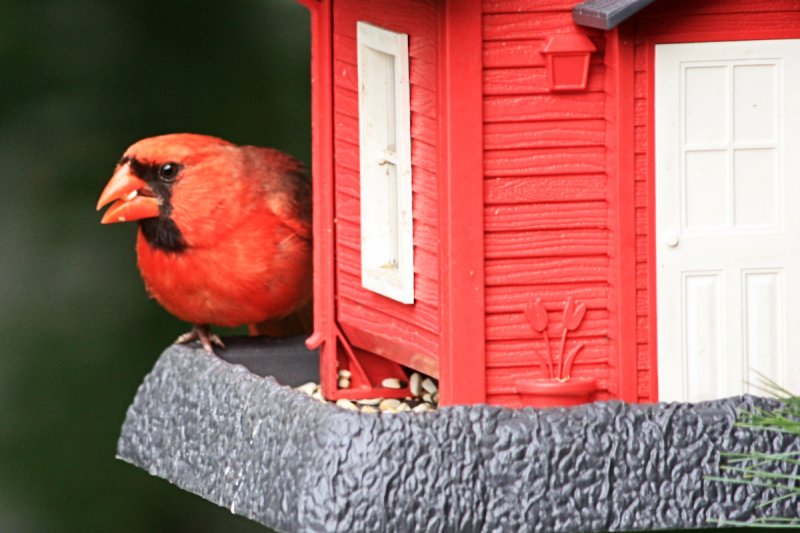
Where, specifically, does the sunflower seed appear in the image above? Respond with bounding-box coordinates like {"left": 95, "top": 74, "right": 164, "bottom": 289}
{"left": 409, "top": 373, "right": 422, "bottom": 397}
{"left": 338, "top": 369, "right": 352, "bottom": 379}
{"left": 296, "top": 382, "right": 318, "bottom": 396}
{"left": 381, "top": 377, "right": 404, "bottom": 389}
{"left": 421, "top": 378, "right": 438, "bottom": 394}
{"left": 338, "top": 378, "right": 351, "bottom": 389}
{"left": 357, "top": 397, "right": 382, "bottom": 405}
{"left": 379, "top": 398, "right": 401, "bottom": 411}
{"left": 335, "top": 399, "right": 358, "bottom": 411}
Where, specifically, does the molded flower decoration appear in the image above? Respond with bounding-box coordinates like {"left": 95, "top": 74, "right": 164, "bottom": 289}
{"left": 523, "top": 296, "right": 587, "bottom": 380}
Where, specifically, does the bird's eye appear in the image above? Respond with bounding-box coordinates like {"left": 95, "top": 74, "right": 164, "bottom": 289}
{"left": 158, "top": 162, "right": 180, "bottom": 182}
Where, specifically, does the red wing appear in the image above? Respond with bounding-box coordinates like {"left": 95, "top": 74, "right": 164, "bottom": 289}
{"left": 242, "top": 146, "right": 312, "bottom": 241}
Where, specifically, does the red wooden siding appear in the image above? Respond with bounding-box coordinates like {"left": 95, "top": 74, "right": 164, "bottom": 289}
{"left": 632, "top": 20, "right": 650, "bottom": 402}
{"left": 482, "top": 0, "right": 612, "bottom": 406}
{"left": 629, "top": 0, "right": 800, "bottom": 402}
{"left": 332, "top": 0, "right": 441, "bottom": 373}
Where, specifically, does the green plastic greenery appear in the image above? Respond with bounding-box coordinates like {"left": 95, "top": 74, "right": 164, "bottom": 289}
{"left": 707, "top": 373, "right": 800, "bottom": 528}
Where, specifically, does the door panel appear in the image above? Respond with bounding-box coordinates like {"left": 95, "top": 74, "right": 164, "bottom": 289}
{"left": 656, "top": 39, "right": 800, "bottom": 402}
{"left": 683, "top": 272, "right": 724, "bottom": 401}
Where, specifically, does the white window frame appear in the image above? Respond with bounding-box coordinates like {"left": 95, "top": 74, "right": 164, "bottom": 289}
{"left": 356, "top": 21, "right": 414, "bottom": 304}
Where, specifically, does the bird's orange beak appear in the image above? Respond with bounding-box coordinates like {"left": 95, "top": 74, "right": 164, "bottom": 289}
{"left": 96, "top": 163, "right": 160, "bottom": 224}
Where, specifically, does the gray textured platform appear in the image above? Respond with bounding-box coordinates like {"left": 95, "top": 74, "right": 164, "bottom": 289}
{"left": 118, "top": 342, "right": 800, "bottom": 532}
{"left": 573, "top": 0, "right": 657, "bottom": 29}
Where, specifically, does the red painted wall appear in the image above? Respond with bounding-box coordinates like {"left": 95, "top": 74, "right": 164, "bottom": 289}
{"left": 629, "top": 0, "right": 800, "bottom": 402}
{"left": 314, "top": 0, "right": 800, "bottom": 407}
{"left": 481, "top": 0, "right": 800, "bottom": 406}
{"left": 482, "top": 0, "right": 611, "bottom": 406}
{"left": 332, "top": 0, "right": 441, "bottom": 375}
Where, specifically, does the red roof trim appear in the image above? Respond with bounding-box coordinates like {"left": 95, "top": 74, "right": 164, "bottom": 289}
{"left": 573, "top": 0, "right": 657, "bottom": 30}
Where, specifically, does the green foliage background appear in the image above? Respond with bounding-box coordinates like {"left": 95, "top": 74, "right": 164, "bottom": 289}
{"left": 0, "top": 1, "right": 308, "bottom": 530}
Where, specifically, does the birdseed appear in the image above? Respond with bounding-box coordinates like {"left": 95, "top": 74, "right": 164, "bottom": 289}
{"left": 381, "top": 377, "right": 404, "bottom": 389}
{"left": 409, "top": 372, "right": 422, "bottom": 396}
{"left": 421, "top": 378, "right": 438, "bottom": 394}
{"left": 293, "top": 374, "right": 439, "bottom": 413}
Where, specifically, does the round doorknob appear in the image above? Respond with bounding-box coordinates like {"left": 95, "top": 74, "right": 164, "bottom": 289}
{"left": 663, "top": 231, "right": 679, "bottom": 247}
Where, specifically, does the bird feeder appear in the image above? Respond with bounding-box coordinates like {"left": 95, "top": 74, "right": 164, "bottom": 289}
{"left": 115, "top": 0, "right": 800, "bottom": 530}
{"left": 541, "top": 32, "right": 596, "bottom": 91}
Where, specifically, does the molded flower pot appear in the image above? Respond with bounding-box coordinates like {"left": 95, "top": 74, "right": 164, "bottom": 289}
{"left": 514, "top": 377, "right": 597, "bottom": 408}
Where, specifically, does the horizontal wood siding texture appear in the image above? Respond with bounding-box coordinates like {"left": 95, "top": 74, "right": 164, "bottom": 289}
{"left": 332, "top": 0, "right": 440, "bottom": 370}
{"left": 483, "top": 0, "right": 611, "bottom": 407}
{"left": 630, "top": 0, "right": 800, "bottom": 402}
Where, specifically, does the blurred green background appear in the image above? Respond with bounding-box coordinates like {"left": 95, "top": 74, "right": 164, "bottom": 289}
{"left": 0, "top": 0, "right": 308, "bottom": 531}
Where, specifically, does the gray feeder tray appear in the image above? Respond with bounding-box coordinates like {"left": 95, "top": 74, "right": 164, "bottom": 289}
{"left": 118, "top": 338, "right": 800, "bottom": 532}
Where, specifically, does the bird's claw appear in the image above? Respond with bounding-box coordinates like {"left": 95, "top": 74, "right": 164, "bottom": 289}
{"left": 175, "top": 325, "right": 225, "bottom": 354}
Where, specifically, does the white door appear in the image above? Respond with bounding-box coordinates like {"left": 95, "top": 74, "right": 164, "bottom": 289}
{"left": 656, "top": 39, "right": 800, "bottom": 402}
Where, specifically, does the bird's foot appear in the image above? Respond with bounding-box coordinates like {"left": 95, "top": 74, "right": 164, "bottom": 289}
{"left": 175, "top": 325, "right": 225, "bottom": 353}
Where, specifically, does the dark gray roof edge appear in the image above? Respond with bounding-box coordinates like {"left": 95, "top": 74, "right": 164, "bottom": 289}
{"left": 573, "top": 0, "right": 658, "bottom": 30}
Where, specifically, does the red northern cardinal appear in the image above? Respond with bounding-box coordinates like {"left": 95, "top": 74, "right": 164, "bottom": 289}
{"left": 96, "top": 133, "right": 312, "bottom": 352}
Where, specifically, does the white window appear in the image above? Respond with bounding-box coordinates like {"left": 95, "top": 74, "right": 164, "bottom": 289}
{"left": 357, "top": 22, "right": 414, "bottom": 304}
